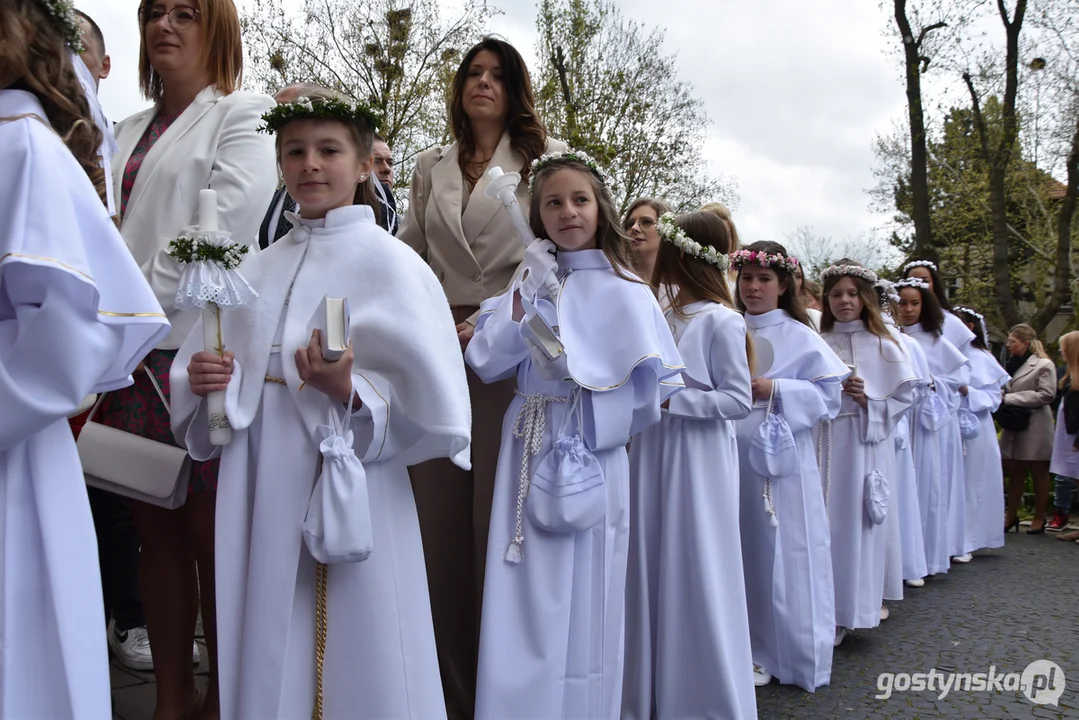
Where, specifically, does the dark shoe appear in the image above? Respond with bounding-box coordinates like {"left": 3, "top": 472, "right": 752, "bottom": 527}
{"left": 1047, "top": 513, "right": 1070, "bottom": 532}
{"left": 1005, "top": 518, "right": 1020, "bottom": 533}
{"left": 1027, "top": 520, "right": 1046, "bottom": 535}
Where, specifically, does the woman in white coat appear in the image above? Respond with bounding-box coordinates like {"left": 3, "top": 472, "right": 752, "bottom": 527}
{"left": 623, "top": 212, "right": 756, "bottom": 720}
{"left": 100, "top": 1, "right": 277, "bottom": 715}
{"left": 0, "top": 2, "right": 170, "bottom": 714}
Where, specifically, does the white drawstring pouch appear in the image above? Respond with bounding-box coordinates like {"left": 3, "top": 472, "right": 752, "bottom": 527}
{"left": 957, "top": 407, "right": 980, "bottom": 440}
{"left": 749, "top": 384, "right": 798, "bottom": 478}
{"left": 302, "top": 392, "right": 374, "bottom": 564}
{"left": 863, "top": 469, "right": 889, "bottom": 525}
{"left": 919, "top": 390, "right": 949, "bottom": 432}
{"left": 527, "top": 389, "right": 606, "bottom": 533}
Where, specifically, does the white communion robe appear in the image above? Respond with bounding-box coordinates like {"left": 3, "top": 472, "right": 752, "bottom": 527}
{"left": 466, "top": 249, "right": 684, "bottom": 720}
{"left": 902, "top": 323, "right": 970, "bottom": 575}
{"left": 623, "top": 300, "right": 757, "bottom": 720}
{"left": 737, "top": 309, "right": 848, "bottom": 692}
{"left": 941, "top": 312, "right": 976, "bottom": 557}
{"left": 0, "top": 89, "right": 169, "bottom": 718}
{"left": 894, "top": 334, "right": 931, "bottom": 582}
{"left": 171, "top": 205, "right": 471, "bottom": 719}
{"left": 820, "top": 321, "right": 916, "bottom": 630}
{"left": 961, "top": 348, "right": 1009, "bottom": 553}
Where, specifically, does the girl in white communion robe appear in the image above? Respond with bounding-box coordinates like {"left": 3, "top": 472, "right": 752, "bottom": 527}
{"left": 0, "top": 6, "right": 170, "bottom": 713}
{"left": 622, "top": 211, "right": 757, "bottom": 720}
{"left": 817, "top": 263, "right": 916, "bottom": 643}
{"left": 465, "top": 152, "right": 683, "bottom": 720}
{"left": 731, "top": 241, "right": 848, "bottom": 693}
{"left": 896, "top": 278, "right": 970, "bottom": 578}
{"left": 172, "top": 97, "right": 470, "bottom": 719}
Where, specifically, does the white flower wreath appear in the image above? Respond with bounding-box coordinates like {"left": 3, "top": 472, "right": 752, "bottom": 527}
{"left": 820, "top": 264, "right": 879, "bottom": 285}
{"left": 874, "top": 279, "right": 901, "bottom": 306}
{"left": 528, "top": 150, "right": 608, "bottom": 192}
{"left": 36, "top": 0, "right": 83, "bottom": 51}
{"left": 902, "top": 259, "right": 937, "bottom": 274}
{"left": 895, "top": 277, "right": 930, "bottom": 292}
{"left": 655, "top": 212, "right": 730, "bottom": 270}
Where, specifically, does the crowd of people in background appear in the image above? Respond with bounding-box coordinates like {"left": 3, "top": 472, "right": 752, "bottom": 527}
{"left": 3, "top": 0, "right": 1077, "bottom": 719}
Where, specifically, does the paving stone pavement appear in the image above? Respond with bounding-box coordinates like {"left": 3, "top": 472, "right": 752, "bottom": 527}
{"left": 756, "top": 531, "right": 1079, "bottom": 719}
{"left": 109, "top": 532, "right": 1077, "bottom": 719}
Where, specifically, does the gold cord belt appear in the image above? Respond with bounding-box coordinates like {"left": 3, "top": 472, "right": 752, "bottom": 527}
{"left": 265, "top": 375, "right": 287, "bottom": 385}
{"left": 313, "top": 562, "right": 329, "bottom": 720}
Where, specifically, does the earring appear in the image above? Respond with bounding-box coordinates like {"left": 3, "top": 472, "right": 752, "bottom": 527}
{"left": 358, "top": 175, "right": 367, "bottom": 182}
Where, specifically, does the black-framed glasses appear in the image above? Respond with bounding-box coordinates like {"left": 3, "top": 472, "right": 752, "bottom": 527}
{"left": 139, "top": 5, "right": 200, "bottom": 30}
{"left": 624, "top": 216, "right": 656, "bottom": 231}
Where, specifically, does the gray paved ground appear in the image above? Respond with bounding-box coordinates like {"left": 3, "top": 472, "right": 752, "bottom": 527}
{"left": 111, "top": 529, "right": 1078, "bottom": 719}
{"left": 756, "top": 529, "right": 1079, "bottom": 719}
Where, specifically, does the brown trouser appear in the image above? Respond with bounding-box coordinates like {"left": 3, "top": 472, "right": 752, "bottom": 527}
{"left": 410, "top": 306, "right": 515, "bottom": 720}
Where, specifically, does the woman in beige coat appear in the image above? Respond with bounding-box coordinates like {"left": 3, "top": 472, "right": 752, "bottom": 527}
{"left": 397, "top": 37, "right": 566, "bottom": 719}
{"left": 1001, "top": 324, "right": 1057, "bottom": 534}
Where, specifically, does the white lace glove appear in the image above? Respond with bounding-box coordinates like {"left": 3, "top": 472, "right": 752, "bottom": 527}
{"left": 518, "top": 238, "right": 559, "bottom": 301}
{"left": 528, "top": 343, "right": 571, "bottom": 383}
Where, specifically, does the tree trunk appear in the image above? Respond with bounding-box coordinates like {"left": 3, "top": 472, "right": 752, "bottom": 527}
{"left": 894, "top": 0, "right": 940, "bottom": 262}
{"left": 1031, "top": 113, "right": 1079, "bottom": 334}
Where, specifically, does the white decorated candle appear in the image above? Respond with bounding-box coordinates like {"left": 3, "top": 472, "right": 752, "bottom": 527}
{"left": 198, "top": 188, "right": 218, "bottom": 232}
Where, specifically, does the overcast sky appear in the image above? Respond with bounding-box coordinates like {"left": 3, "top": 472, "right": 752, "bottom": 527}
{"left": 79, "top": 0, "right": 915, "bottom": 255}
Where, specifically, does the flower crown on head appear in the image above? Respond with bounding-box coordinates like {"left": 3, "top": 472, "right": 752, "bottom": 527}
{"left": 895, "top": 277, "right": 930, "bottom": 292}
{"left": 874, "top": 279, "right": 901, "bottom": 307}
{"left": 528, "top": 150, "right": 608, "bottom": 192}
{"left": 258, "top": 96, "right": 382, "bottom": 136}
{"left": 953, "top": 305, "right": 989, "bottom": 342}
{"left": 655, "top": 213, "right": 730, "bottom": 270}
{"left": 730, "top": 248, "right": 799, "bottom": 274}
{"left": 37, "top": 0, "right": 83, "bottom": 52}
{"left": 820, "top": 264, "right": 879, "bottom": 285}
{"left": 902, "top": 259, "right": 938, "bottom": 274}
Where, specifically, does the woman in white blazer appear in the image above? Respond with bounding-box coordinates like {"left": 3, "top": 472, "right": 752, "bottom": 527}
{"left": 98, "top": 1, "right": 276, "bottom": 717}
{"left": 398, "top": 37, "right": 566, "bottom": 719}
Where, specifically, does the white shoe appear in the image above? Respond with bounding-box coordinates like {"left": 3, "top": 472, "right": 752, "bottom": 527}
{"left": 108, "top": 620, "right": 153, "bottom": 671}
{"left": 834, "top": 626, "right": 849, "bottom": 647}
{"left": 905, "top": 577, "right": 925, "bottom": 588}
{"left": 880, "top": 604, "right": 890, "bottom": 621}
{"left": 752, "top": 665, "right": 773, "bottom": 686}
{"left": 952, "top": 553, "right": 973, "bottom": 564}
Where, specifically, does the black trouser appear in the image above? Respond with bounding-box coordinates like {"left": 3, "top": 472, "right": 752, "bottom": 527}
{"left": 88, "top": 488, "right": 145, "bottom": 632}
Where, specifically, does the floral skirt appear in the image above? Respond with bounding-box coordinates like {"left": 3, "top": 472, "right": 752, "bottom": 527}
{"left": 97, "top": 348, "right": 219, "bottom": 495}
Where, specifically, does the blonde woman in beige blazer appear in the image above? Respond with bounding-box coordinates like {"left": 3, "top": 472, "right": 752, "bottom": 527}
{"left": 398, "top": 37, "right": 566, "bottom": 719}
{"left": 1001, "top": 324, "right": 1057, "bottom": 534}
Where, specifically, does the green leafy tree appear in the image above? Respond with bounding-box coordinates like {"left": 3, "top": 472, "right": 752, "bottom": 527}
{"left": 533, "top": 0, "right": 737, "bottom": 214}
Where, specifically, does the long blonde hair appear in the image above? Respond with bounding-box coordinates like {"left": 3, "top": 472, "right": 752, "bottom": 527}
{"left": 1060, "top": 331, "right": 1079, "bottom": 390}
{"left": 1009, "top": 323, "right": 1049, "bottom": 359}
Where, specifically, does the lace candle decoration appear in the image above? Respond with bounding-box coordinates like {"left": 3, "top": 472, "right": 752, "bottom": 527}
{"left": 485, "top": 166, "right": 561, "bottom": 301}
{"left": 169, "top": 188, "right": 258, "bottom": 445}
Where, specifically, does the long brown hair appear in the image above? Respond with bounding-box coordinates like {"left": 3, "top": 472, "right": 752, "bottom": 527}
{"left": 819, "top": 259, "right": 897, "bottom": 344}
{"left": 654, "top": 211, "right": 755, "bottom": 372}
{"left": 1, "top": 0, "right": 107, "bottom": 207}
{"left": 898, "top": 283, "right": 944, "bottom": 337}
{"left": 137, "top": 0, "right": 244, "bottom": 102}
{"left": 450, "top": 38, "right": 547, "bottom": 179}
{"left": 528, "top": 158, "right": 638, "bottom": 281}
{"left": 735, "top": 241, "right": 812, "bottom": 328}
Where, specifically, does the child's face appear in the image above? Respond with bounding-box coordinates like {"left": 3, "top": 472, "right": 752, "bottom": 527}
{"left": 827, "top": 276, "right": 864, "bottom": 323}
{"left": 898, "top": 288, "right": 922, "bottom": 326}
{"left": 738, "top": 266, "right": 784, "bottom": 315}
{"left": 279, "top": 120, "right": 371, "bottom": 220}
{"left": 537, "top": 168, "right": 599, "bottom": 252}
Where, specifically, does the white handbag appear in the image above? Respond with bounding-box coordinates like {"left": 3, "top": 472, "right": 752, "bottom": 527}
{"left": 78, "top": 367, "right": 191, "bottom": 509}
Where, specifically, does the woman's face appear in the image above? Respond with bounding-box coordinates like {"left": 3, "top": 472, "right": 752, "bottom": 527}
{"left": 907, "top": 265, "right": 933, "bottom": 290}
{"left": 461, "top": 50, "right": 508, "bottom": 127}
{"left": 1006, "top": 333, "right": 1030, "bottom": 357}
{"left": 897, "top": 288, "right": 922, "bottom": 326}
{"left": 739, "top": 266, "right": 784, "bottom": 315}
{"left": 279, "top": 120, "right": 371, "bottom": 220}
{"left": 827, "top": 276, "right": 864, "bottom": 323}
{"left": 142, "top": 1, "right": 204, "bottom": 81}
{"left": 625, "top": 205, "right": 660, "bottom": 259}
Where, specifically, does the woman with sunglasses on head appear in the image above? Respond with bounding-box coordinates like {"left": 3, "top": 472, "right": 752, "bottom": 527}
{"left": 623, "top": 197, "right": 672, "bottom": 283}
{"left": 99, "top": 1, "right": 277, "bottom": 716}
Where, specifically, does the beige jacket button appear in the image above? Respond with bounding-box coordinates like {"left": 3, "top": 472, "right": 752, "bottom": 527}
{"left": 472, "top": 272, "right": 482, "bottom": 283}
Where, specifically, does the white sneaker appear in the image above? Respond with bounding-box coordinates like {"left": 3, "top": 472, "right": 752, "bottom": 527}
{"left": 952, "top": 553, "right": 973, "bottom": 564}
{"left": 834, "top": 626, "right": 849, "bottom": 647}
{"left": 905, "top": 577, "right": 925, "bottom": 588}
{"left": 752, "top": 665, "right": 773, "bottom": 686}
{"left": 108, "top": 620, "right": 153, "bottom": 671}
{"left": 880, "top": 604, "right": 890, "bottom": 621}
